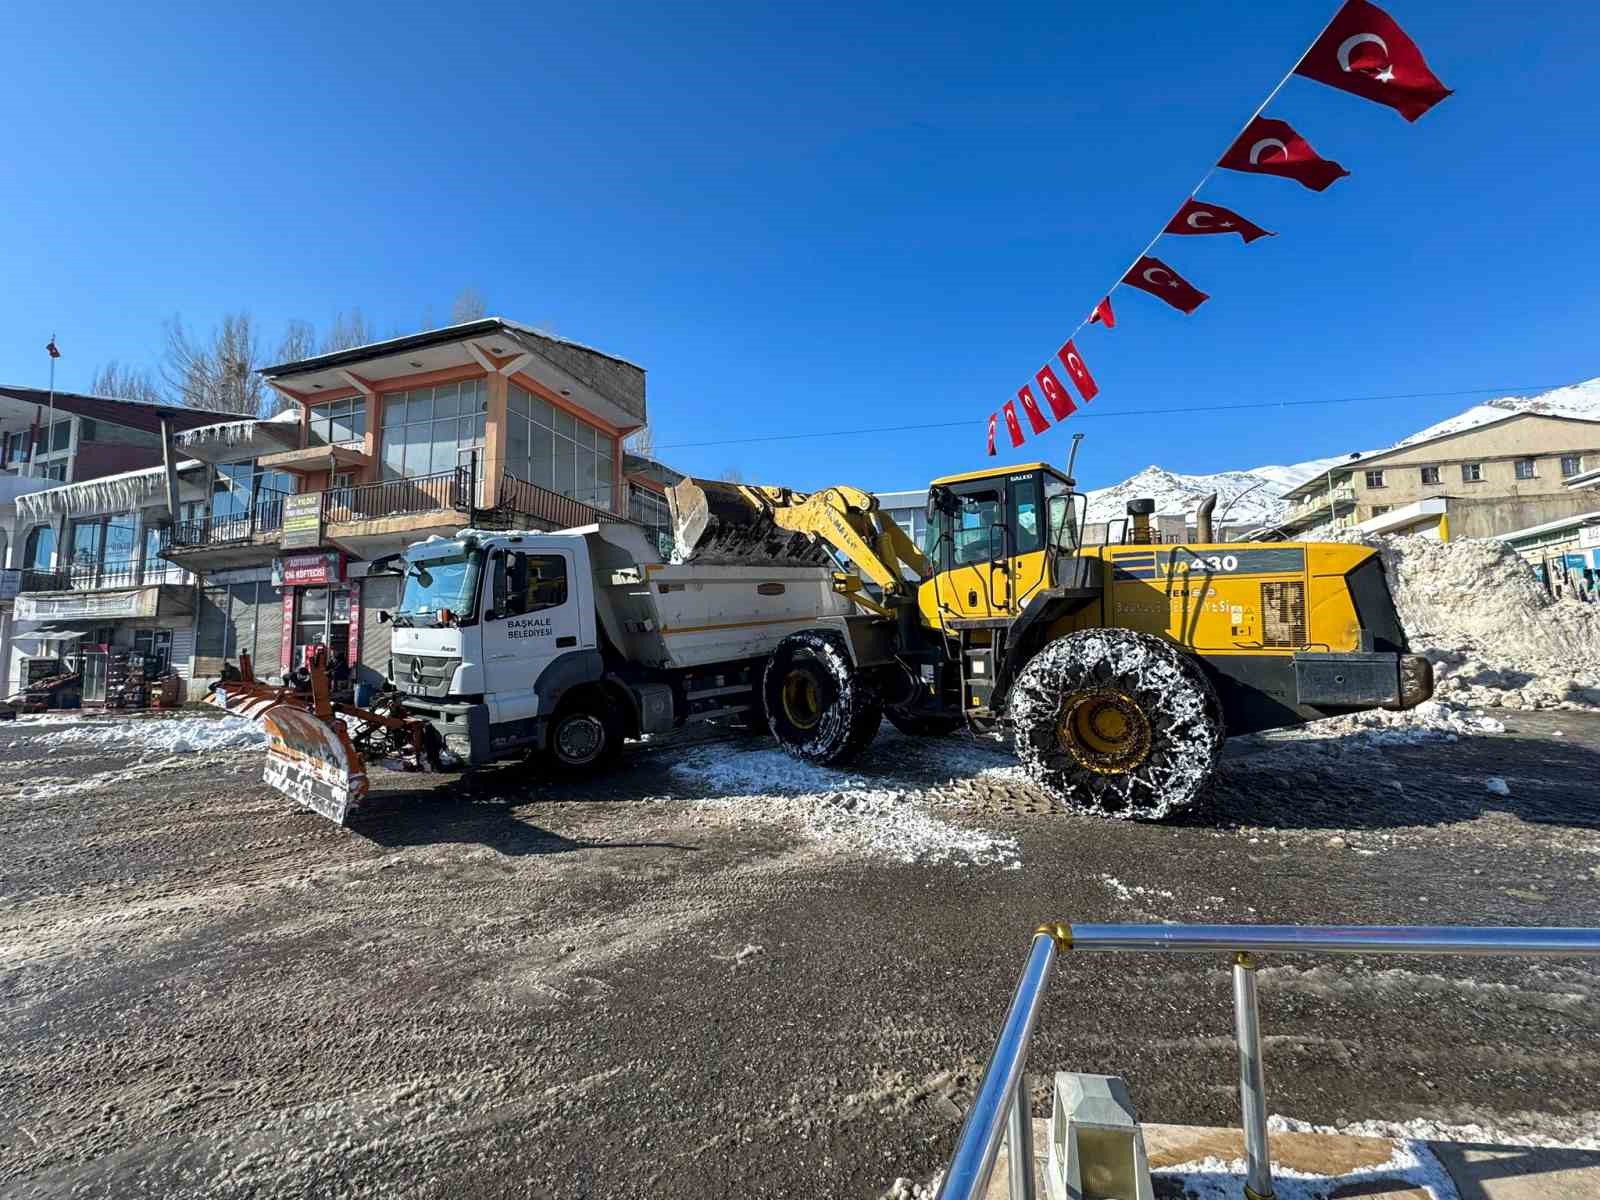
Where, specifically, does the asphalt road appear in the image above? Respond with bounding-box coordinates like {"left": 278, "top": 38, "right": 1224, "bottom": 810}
{"left": 2, "top": 708, "right": 1597, "bottom": 1199}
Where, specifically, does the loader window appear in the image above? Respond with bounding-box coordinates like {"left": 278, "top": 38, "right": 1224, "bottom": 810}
{"left": 950, "top": 486, "right": 1005, "bottom": 567}
{"left": 1008, "top": 477, "right": 1043, "bottom": 555}
{"left": 1044, "top": 476, "right": 1079, "bottom": 551}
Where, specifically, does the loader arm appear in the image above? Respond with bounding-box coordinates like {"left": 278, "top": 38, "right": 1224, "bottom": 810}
{"left": 668, "top": 477, "right": 932, "bottom": 605}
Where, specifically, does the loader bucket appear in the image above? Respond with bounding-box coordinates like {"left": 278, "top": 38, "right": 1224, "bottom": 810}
{"left": 260, "top": 706, "right": 369, "bottom": 825}
{"left": 667, "top": 477, "right": 830, "bottom": 567}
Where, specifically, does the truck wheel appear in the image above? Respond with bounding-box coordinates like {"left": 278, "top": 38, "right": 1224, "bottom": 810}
{"left": 1008, "top": 629, "right": 1222, "bottom": 820}
{"left": 546, "top": 694, "right": 623, "bottom": 773}
{"left": 764, "top": 630, "right": 882, "bottom": 765}
{"left": 884, "top": 708, "right": 964, "bottom": 738}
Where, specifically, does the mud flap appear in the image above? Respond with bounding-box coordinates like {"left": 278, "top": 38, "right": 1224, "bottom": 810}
{"left": 260, "top": 707, "right": 369, "bottom": 825}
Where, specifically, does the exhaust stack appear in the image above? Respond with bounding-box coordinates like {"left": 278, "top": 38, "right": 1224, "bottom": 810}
{"left": 1195, "top": 492, "right": 1218, "bottom": 544}
{"left": 1126, "top": 498, "right": 1155, "bottom": 544}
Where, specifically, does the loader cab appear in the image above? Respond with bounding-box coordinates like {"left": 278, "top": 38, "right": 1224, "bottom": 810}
{"left": 919, "top": 464, "right": 1079, "bottom": 628}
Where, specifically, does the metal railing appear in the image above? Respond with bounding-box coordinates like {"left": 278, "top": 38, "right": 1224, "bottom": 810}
{"left": 494, "top": 473, "right": 623, "bottom": 530}
{"left": 322, "top": 467, "right": 475, "bottom": 524}
{"left": 164, "top": 490, "right": 290, "bottom": 549}
{"left": 17, "top": 558, "right": 192, "bottom": 593}
{"left": 938, "top": 923, "right": 1600, "bottom": 1200}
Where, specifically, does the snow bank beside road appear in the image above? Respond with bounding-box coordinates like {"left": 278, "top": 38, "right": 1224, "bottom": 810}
{"left": 9, "top": 715, "right": 265, "bottom": 755}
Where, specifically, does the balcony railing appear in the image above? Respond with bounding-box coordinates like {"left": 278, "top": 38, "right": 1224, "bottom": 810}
{"left": 18, "top": 558, "right": 191, "bottom": 593}
{"left": 322, "top": 467, "right": 478, "bottom": 524}
{"left": 494, "top": 473, "right": 625, "bottom": 530}
{"left": 1286, "top": 484, "right": 1356, "bottom": 521}
{"left": 164, "top": 490, "right": 290, "bottom": 550}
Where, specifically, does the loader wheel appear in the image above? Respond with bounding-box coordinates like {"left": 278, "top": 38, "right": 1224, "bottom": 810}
{"left": 1008, "top": 629, "right": 1223, "bottom": 820}
{"left": 546, "top": 694, "right": 623, "bottom": 773}
{"left": 884, "top": 708, "right": 964, "bottom": 738}
{"left": 764, "top": 630, "right": 882, "bottom": 765}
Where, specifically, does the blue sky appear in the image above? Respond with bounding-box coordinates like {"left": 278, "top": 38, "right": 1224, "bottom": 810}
{"left": 4, "top": 0, "right": 1598, "bottom": 494}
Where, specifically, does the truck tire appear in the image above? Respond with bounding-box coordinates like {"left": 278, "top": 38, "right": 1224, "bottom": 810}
{"left": 884, "top": 708, "right": 964, "bottom": 738}
{"left": 763, "top": 630, "right": 882, "bottom": 765}
{"left": 1008, "top": 629, "right": 1223, "bottom": 820}
{"left": 546, "top": 693, "right": 624, "bottom": 773}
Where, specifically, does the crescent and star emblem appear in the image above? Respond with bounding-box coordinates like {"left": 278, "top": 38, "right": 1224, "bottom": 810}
{"left": 1142, "top": 268, "right": 1177, "bottom": 289}
{"left": 1337, "top": 32, "right": 1394, "bottom": 82}
{"left": 1066, "top": 352, "right": 1084, "bottom": 373}
{"left": 1186, "top": 211, "right": 1214, "bottom": 229}
{"left": 1249, "top": 138, "right": 1289, "bottom": 165}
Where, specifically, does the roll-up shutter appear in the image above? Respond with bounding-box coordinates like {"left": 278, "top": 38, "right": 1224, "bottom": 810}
{"left": 228, "top": 584, "right": 258, "bottom": 665}
{"left": 358, "top": 574, "right": 400, "bottom": 688}
{"left": 170, "top": 626, "right": 195, "bottom": 679}
{"left": 256, "top": 585, "right": 283, "bottom": 677}
{"left": 194, "top": 587, "right": 228, "bottom": 677}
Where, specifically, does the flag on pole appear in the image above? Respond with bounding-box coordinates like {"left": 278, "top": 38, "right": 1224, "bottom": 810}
{"left": 1219, "top": 117, "right": 1349, "bottom": 191}
{"left": 1295, "top": 0, "right": 1452, "bottom": 122}
{"left": 1165, "top": 198, "right": 1275, "bottom": 244}
{"left": 46, "top": 338, "right": 60, "bottom": 359}
{"left": 1122, "top": 256, "right": 1210, "bottom": 314}
{"left": 1088, "top": 297, "right": 1116, "bottom": 328}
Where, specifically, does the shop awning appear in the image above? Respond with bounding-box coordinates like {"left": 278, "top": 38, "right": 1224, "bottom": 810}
{"left": 23, "top": 626, "right": 89, "bottom": 642}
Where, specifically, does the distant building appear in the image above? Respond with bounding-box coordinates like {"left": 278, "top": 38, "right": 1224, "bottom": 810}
{"left": 0, "top": 386, "right": 216, "bottom": 484}
{"left": 1274, "top": 412, "right": 1600, "bottom": 540}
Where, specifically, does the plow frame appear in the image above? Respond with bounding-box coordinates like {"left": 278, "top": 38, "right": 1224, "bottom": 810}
{"left": 210, "top": 650, "right": 432, "bottom": 824}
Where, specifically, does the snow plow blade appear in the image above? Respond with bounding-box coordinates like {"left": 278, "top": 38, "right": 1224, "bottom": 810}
{"left": 261, "top": 706, "right": 368, "bottom": 825}
{"left": 667, "top": 477, "right": 830, "bottom": 567}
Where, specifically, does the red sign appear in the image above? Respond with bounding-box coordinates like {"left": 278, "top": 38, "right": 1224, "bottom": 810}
{"left": 277, "top": 551, "right": 345, "bottom": 588}
{"left": 280, "top": 589, "right": 295, "bottom": 673}
{"left": 348, "top": 584, "right": 363, "bottom": 667}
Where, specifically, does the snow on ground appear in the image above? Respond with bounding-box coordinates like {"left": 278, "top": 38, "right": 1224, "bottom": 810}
{"left": 1272, "top": 1112, "right": 1600, "bottom": 1153}
{"left": 7, "top": 713, "right": 265, "bottom": 755}
{"left": 1157, "top": 1137, "right": 1457, "bottom": 1200}
{"left": 667, "top": 739, "right": 1022, "bottom": 869}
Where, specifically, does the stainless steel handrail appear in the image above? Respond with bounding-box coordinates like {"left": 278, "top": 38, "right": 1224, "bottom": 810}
{"left": 934, "top": 923, "right": 1600, "bottom": 1200}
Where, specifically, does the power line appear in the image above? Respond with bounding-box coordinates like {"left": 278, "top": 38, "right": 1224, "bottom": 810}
{"left": 654, "top": 384, "right": 1575, "bottom": 451}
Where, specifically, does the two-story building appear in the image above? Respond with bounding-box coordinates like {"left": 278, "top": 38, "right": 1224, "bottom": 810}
{"left": 1274, "top": 413, "right": 1600, "bottom": 540}
{"left": 161, "top": 318, "right": 649, "bottom": 692}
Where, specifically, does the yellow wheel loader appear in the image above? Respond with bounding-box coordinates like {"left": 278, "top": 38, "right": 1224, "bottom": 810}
{"left": 668, "top": 450, "right": 1432, "bottom": 819}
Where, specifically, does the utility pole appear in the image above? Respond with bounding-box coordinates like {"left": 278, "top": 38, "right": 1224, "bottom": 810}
{"left": 41, "top": 335, "right": 60, "bottom": 479}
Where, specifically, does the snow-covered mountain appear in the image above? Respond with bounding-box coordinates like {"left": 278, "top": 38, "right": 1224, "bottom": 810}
{"left": 1081, "top": 378, "right": 1600, "bottom": 529}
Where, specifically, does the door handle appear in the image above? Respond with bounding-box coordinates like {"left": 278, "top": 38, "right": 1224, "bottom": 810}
{"left": 556, "top": 636, "right": 577, "bottom": 648}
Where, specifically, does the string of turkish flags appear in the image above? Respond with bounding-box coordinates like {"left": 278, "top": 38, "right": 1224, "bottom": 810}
{"left": 986, "top": 0, "right": 1452, "bottom": 455}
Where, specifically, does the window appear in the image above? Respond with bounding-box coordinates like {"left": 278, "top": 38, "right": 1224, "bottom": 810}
{"left": 1561, "top": 455, "right": 1583, "bottom": 478}
{"left": 1514, "top": 458, "right": 1537, "bottom": 481}
{"left": 308, "top": 396, "right": 368, "bottom": 446}
{"left": 381, "top": 379, "right": 486, "bottom": 479}
{"left": 23, "top": 525, "right": 55, "bottom": 569}
{"left": 1008, "top": 476, "right": 1043, "bottom": 554}
{"left": 1371, "top": 505, "right": 1391, "bottom": 516}
{"left": 132, "top": 629, "right": 174, "bottom": 674}
{"left": 494, "top": 552, "right": 569, "bottom": 617}
{"left": 1461, "top": 462, "right": 1483, "bottom": 483}
{"left": 505, "top": 384, "right": 616, "bottom": 509}
{"left": 1419, "top": 466, "right": 1441, "bottom": 485}
{"left": 1364, "top": 469, "right": 1385, "bottom": 489}
{"left": 213, "top": 461, "right": 294, "bottom": 520}
{"left": 950, "top": 486, "right": 1004, "bottom": 567}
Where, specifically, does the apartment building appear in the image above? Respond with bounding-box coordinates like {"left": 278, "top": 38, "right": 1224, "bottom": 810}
{"left": 0, "top": 386, "right": 216, "bottom": 484}
{"left": 161, "top": 318, "right": 649, "bottom": 691}
{"left": 1275, "top": 413, "right": 1600, "bottom": 539}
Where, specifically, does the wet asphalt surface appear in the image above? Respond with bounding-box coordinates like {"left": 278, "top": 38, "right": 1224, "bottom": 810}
{"left": 1, "top": 708, "right": 1598, "bottom": 1198}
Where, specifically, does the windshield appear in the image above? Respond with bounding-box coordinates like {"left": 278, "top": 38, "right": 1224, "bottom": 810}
{"left": 397, "top": 547, "right": 482, "bottom": 626}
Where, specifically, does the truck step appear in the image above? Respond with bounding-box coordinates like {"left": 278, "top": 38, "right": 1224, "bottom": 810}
{"left": 685, "top": 683, "right": 754, "bottom": 700}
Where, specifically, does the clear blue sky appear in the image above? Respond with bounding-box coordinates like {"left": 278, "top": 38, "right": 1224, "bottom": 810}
{"left": 4, "top": 0, "right": 1597, "bottom": 494}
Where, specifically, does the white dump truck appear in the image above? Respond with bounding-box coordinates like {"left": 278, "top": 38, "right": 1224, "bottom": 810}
{"left": 379, "top": 523, "right": 859, "bottom": 770}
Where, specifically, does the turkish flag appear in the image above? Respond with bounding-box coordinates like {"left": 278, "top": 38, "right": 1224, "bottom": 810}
{"left": 1088, "top": 296, "right": 1115, "bottom": 329}
{"left": 45, "top": 339, "right": 60, "bottom": 359}
{"left": 1122, "top": 256, "right": 1209, "bottom": 315}
{"left": 1016, "top": 386, "right": 1051, "bottom": 435}
{"left": 1057, "top": 340, "right": 1099, "bottom": 403}
{"left": 986, "top": 412, "right": 998, "bottom": 457}
{"left": 1165, "top": 198, "right": 1274, "bottom": 244}
{"left": 1219, "top": 117, "right": 1348, "bottom": 191}
{"left": 1295, "top": 0, "right": 1452, "bottom": 122}
{"left": 1035, "top": 365, "right": 1077, "bottom": 420}
{"left": 1001, "top": 399, "right": 1025, "bottom": 448}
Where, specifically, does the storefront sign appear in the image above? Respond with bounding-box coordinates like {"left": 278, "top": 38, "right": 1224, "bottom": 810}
{"left": 281, "top": 589, "right": 295, "bottom": 672}
{"left": 1580, "top": 524, "right": 1600, "bottom": 551}
{"left": 16, "top": 588, "right": 157, "bottom": 621}
{"left": 274, "top": 551, "right": 345, "bottom": 588}
{"left": 0, "top": 569, "right": 19, "bottom": 601}
{"left": 348, "top": 585, "right": 362, "bottom": 668}
{"left": 281, "top": 492, "right": 323, "bottom": 551}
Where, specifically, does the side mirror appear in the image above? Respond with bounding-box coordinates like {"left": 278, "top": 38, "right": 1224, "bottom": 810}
{"left": 378, "top": 610, "right": 391, "bottom": 624}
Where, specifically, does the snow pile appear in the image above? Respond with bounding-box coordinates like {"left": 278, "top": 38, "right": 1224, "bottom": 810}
{"left": 10, "top": 715, "right": 265, "bottom": 755}
{"left": 1274, "top": 1112, "right": 1600, "bottom": 1153}
{"left": 1351, "top": 534, "right": 1600, "bottom": 711}
{"left": 668, "top": 744, "right": 1020, "bottom": 868}
{"left": 1154, "top": 1137, "right": 1457, "bottom": 1200}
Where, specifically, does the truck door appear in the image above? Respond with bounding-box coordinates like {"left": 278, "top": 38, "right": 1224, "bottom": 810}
{"left": 479, "top": 546, "right": 589, "bottom": 723}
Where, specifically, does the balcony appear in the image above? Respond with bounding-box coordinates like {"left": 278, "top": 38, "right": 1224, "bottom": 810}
{"left": 14, "top": 558, "right": 196, "bottom": 623}
{"left": 160, "top": 491, "right": 289, "bottom": 569}
{"left": 1283, "top": 484, "right": 1356, "bottom": 526}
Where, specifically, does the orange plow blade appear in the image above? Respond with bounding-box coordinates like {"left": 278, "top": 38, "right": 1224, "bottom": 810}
{"left": 261, "top": 706, "right": 369, "bottom": 824}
